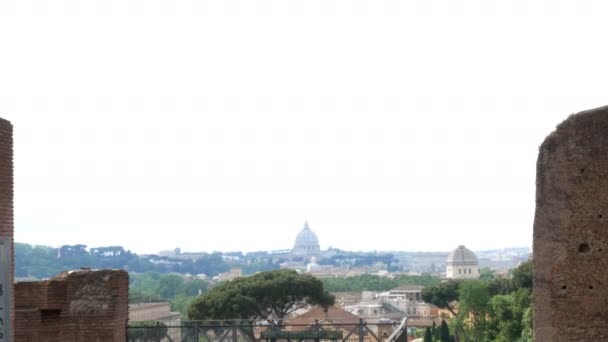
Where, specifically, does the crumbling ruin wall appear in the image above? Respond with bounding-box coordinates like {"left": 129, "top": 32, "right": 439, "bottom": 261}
{"left": 14, "top": 269, "right": 129, "bottom": 342}
{"left": 534, "top": 105, "right": 608, "bottom": 340}
{"left": 0, "top": 118, "right": 13, "bottom": 342}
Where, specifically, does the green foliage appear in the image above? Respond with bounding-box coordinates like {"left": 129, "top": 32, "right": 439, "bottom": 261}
{"left": 129, "top": 291, "right": 165, "bottom": 304}
{"left": 458, "top": 280, "right": 492, "bottom": 341}
{"left": 423, "top": 327, "right": 432, "bottom": 342}
{"left": 426, "top": 261, "right": 533, "bottom": 342}
{"left": 127, "top": 321, "right": 171, "bottom": 342}
{"left": 321, "top": 274, "right": 440, "bottom": 292}
{"left": 130, "top": 272, "right": 209, "bottom": 318}
{"left": 188, "top": 269, "right": 335, "bottom": 322}
{"left": 241, "top": 260, "right": 279, "bottom": 275}
{"left": 15, "top": 242, "right": 155, "bottom": 279}
{"left": 487, "top": 289, "right": 532, "bottom": 342}
{"left": 181, "top": 279, "right": 209, "bottom": 297}
{"left": 520, "top": 306, "right": 533, "bottom": 342}
{"left": 157, "top": 275, "right": 185, "bottom": 299}
{"left": 130, "top": 272, "right": 163, "bottom": 294}
{"left": 488, "top": 261, "right": 532, "bottom": 296}
{"left": 171, "top": 294, "right": 197, "bottom": 315}
{"left": 15, "top": 243, "right": 63, "bottom": 279}
{"left": 15, "top": 242, "right": 237, "bottom": 279}
{"left": 509, "top": 261, "right": 532, "bottom": 290}
{"left": 421, "top": 280, "right": 460, "bottom": 316}
{"left": 432, "top": 320, "right": 439, "bottom": 341}
{"left": 440, "top": 320, "right": 450, "bottom": 342}
{"left": 478, "top": 268, "right": 495, "bottom": 281}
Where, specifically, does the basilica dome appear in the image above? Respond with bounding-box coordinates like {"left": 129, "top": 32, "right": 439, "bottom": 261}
{"left": 446, "top": 245, "right": 479, "bottom": 279}
{"left": 292, "top": 222, "right": 321, "bottom": 255}
{"left": 447, "top": 245, "right": 478, "bottom": 265}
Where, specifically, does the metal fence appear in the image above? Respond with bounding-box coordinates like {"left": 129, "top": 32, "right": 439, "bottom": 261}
{"left": 126, "top": 319, "right": 402, "bottom": 342}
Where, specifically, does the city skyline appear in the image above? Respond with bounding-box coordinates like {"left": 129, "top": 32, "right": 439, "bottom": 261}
{"left": 16, "top": 220, "right": 531, "bottom": 255}
{"left": 3, "top": 1, "right": 608, "bottom": 254}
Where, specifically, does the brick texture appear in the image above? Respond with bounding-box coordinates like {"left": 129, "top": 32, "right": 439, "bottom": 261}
{"left": 534, "top": 105, "right": 608, "bottom": 341}
{"left": 0, "top": 118, "right": 13, "bottom": 341}
{"left": 15, "top": 269, "right": 129, "bottom": 342}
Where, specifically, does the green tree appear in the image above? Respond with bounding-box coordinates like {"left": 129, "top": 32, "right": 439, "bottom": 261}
{"left": 156, "top": 274, "right": 185, "bottom": 299}
{"left": 510, "top": 261, "right": 532, "bottom": 290}
{"left": 520, "top": 306, "right": 533, "bottom": 342}
{"left": 321, "top": 274, "right": 440, "bottom": 292}
{"left": 129, "top": 291, "right": 165, "bottom": 304}
{"left": 439, "top": 320, "right": 450, "bottom": 342}
{"left": 181, "top": 279, "right": 209, "bottom": 297}
{"left": 432, "top": 320, "right": 440, "bottom": 341}
{"left": 129, "top": 272, "right": 163, "bottom": 294}
{"left": 421, "top": 280, "right": 460, "bottom": 316}
{"left": 488, "top": 261, "right": 532, "bottom": 296}
{"left": 171, "top": 294, "right": 197, "bottom": 317}
{"left": 458, "top": 280, "right": 492, "bottom": 341}
{"left": 478, "top": 268, "right": 495, "bottom": 281}
{"left": 488, "top": 288, "right": 531, "bottom": 342}
{"left": 188, "top": 269, "right": 335, "bottom": 324}
{"left": 423, "top": 327, "right": 432, "bottom": 342}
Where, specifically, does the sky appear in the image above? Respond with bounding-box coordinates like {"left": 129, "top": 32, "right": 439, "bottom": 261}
{"left": 1, "top": 1, "right": 608, "bottom": 254}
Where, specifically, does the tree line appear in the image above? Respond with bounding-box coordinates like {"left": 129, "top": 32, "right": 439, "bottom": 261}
{"left": 129, "top": 272, "right": 210, "bottom": 316}
{"left": 15, "top": 242, "right": 278, "bottom": 279}
{"left": 321, "top": 273, "right": 441, "bottom": 292}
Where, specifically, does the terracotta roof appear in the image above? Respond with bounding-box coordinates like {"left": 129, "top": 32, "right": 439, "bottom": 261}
{"left": 407, "top": 317, "right": 443, "bottom": 328}
{"left": 288, "top": 306, "right": 361, "bottom": 325}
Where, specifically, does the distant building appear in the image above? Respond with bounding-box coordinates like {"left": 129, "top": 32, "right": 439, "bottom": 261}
{"left": 217, "top": 267, "right": 243, "bottom": 282}
{"left": 306, "top": 256, "right": 322, "bottom": 272}
{"left": 129, "top": 302, "right": 181, "bottom": 322}
{"left": 158, "top": 247, "right": 181, "bottom": 258}
{"left": 292, "top": 221, "right": 321, "bottom": 256}
{"left": 406, "top": 252, "right": 449, "bottom": 273}
{"left": 445, "top": 245, "right": 479, "bottom": 279}
{"left": 343, "top": 286, "right": 434, "bottom": 320}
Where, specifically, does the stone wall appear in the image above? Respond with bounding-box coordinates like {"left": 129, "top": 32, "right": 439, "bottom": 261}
{"left": 534, "top": 105, "right": 608, "bottom": 340}
{"left": 14, "top": 269, "right": 129, "bottom": 342}
{"left": 0, "top": 118, "right": 13, "bottom": 341}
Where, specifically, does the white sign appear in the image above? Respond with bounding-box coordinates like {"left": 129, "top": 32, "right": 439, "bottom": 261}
{"left": 0, "top": 237, "right": 10, "bottom": 341}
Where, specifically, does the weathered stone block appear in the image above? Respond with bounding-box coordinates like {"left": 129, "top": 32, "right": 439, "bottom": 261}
{"left": 534, "top": 105, "right": 608, "bottom": 341}
{"left": 0, "top": 118, "right": 13, "bottom": 342}
{"left": 15, "top": 269, "right": 129, "bottom": 342}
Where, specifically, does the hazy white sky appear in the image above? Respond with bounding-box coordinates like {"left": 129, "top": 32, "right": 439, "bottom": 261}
{"left": 1, "top": 1, "right": 607, "bottom": 254}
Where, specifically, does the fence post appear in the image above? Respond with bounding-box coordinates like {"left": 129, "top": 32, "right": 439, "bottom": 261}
{"left": 359, "top": 319, "right": 364, "bottom": 342}
{"left": 156, "top": 321, "right": 161, "bottom": 342}
{"left": 194, "top": 322, "right": 199, "bottom": 342}
{"left": 233, "top": 320, "right": 238, "bottom": 342}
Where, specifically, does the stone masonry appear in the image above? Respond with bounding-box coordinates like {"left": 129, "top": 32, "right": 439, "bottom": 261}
{"left": 0, "top": 118, "right": 13, "bottom": 341}
{"left": 14, "top": 269, "right": 129, "bottom": 342}
{"left": 534, "top": 105, "right": 608, "bottom": 340}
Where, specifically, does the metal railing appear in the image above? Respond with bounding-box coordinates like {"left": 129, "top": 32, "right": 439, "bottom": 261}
{"left": 126, "top": 319, "right": 405, "bottom": 342}
{"left": 385, "top": 318, "right": 408, "bottom": 342}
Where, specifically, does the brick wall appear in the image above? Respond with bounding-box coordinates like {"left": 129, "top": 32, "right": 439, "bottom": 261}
{"left": 0, "top": 118, "right": 13, "bottom": 341}
{"left": 15, "top": 269, "right": 129, "bottom": 342}
{"left": 534, "top": 105, "right": 608, "bottom": 340}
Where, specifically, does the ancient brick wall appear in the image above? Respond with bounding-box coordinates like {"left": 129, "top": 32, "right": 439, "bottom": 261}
{"left": 534, "top": 105, "right": 608, "bottom": 341}
{"left": 14, "top": 269, "right": 129, "bottom": 342}
{"left": 0, "top": 118, "right": 13, "bottom": 342}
